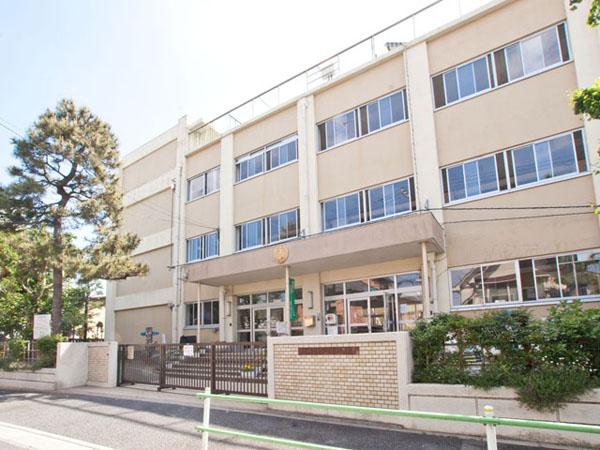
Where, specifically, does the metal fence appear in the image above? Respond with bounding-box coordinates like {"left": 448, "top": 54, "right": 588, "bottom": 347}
{"left": 118, "top": 342, "right": 267, "bottom": 396}
{"left": 188, "top": 0, "right": 493, "bottom": 151}
{"left": 0, "top": 341, "right": 40, "bottom": 365}
{"left": 196, "top": 391, "right": 600, "bottom": 450}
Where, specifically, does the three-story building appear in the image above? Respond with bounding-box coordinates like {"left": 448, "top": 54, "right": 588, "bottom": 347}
{"left": 106, "top": 0, "right": 600, "bottom": 344}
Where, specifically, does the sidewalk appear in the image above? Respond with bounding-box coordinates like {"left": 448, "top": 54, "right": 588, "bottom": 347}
{"left": 0, "top": 421, "right": 112, "bottom": 450}
{"left": 0, "top": 386, "right": 564, "bottom": 450}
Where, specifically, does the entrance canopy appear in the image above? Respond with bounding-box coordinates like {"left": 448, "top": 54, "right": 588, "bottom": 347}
{"left": 187, "top": 212, "right": 444, "bottom": 286}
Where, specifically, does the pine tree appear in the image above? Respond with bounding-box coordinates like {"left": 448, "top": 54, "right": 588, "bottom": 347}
{"left": 0, "top": 99, "right": 147, "bottom": 334}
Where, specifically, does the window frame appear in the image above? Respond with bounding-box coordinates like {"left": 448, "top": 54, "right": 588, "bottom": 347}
{"left": 318, "top": 88, "right": 409, "bottom": 153}
{"left": 187, "top": 166, "right": 220, "bottom": 202}
{"left": 441, "top": 129, "right": 588, "bottom": 206}
{"left": 235, "top": 134, "right": 299, "bottom": 184}
{"left": 186, "top": 231, "right": 220, "bottom": 263}
{"left": 449, "top": 249, "right": 600, "bottom": 311}
{"left": 321, "top": 176, "right": 416, "bottom": 232}
{"left": 184, "top": 300, "right": 220, "bottom": 328}
{"left": 432, "top": 22, "right": 572, "bottom": 111}
{"left": 235, "top": 208, "right": 301, "bottom": 252}
{"left": 440, "top": 55, "right": 494, "bottom": 107}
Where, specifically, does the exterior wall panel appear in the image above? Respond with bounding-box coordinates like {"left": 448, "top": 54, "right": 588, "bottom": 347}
{"left": 116, "top": 247, "right": 173, "bottom": 297}
{"left": 122, "top": 140, "right": 177, "bottom": 192}
{"left": 114, "top": 305, "right": 172, "bottom": 344}
{"left": 123, "top": 189, "right": 173, "bottom": 238}
{"left": 185, "top": 193, "right": 220, "bottom": 239}
{"left": 317, "top": 123, "right": 413, "bottom": 200}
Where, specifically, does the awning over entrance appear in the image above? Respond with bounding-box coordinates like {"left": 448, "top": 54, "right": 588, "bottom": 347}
{"left": 187, "top": 212, "right": 444, "bottom": 286}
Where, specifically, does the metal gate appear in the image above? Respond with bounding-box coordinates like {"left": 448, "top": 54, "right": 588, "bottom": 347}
{"left": 117, "top": 342, "right": 267, "bottom": 396}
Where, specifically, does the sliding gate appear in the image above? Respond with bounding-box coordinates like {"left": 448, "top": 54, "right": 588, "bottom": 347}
{"left": 117, "top": 342, "right": 267, "bottom": 396}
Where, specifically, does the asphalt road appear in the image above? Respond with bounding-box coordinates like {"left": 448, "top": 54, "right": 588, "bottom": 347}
{"left": 0, "top": 386, "right": 557, "bottom": 450}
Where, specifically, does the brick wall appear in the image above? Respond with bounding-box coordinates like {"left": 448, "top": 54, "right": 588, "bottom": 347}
{"left": 270, "top": 334, "right": 407, "bottom": 409}
{"left": 87, "top": 344, "right": 109, "bottom": 384}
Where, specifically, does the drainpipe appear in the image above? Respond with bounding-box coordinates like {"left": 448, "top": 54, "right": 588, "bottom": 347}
{"left": 196, "top": 283, "right": 201, "bottom": 343}
{"left": 421, "top": 242, "right": 431, "bottom": 319}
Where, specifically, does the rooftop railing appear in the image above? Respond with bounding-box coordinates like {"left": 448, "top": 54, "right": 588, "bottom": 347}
{"left": 189, "top": 0, "right": 493, "bottom": 151}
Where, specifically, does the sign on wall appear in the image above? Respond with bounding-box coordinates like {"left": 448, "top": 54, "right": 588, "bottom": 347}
{"left": 33, "top": 314, "right": 51, "bottom": 340}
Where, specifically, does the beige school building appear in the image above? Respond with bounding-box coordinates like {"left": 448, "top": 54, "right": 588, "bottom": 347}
{"left": 106, "top": 0, "right": 600, "bottom": 345}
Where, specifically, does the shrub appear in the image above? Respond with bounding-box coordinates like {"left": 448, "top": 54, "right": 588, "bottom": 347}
{"left": 7, "top": 338, "right": 28, "bottom": 361}
{"left": 34, "top": 335, "right": 64, "bottom": 368}
{"left": 410, "top": 301, "right": 599, "bottom": 411}
{"left": 516, "top": 364, "right": 594, "bottom": 411}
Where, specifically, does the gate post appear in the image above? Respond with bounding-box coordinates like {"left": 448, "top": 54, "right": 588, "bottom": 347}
{"left": 116, "top": 345, "right": 123, "bottom": 386}
{"left": 158, "top": 345, "right": 166, "bottom": 391}
{"left": 210, "top": 344, "right": 217, "bottom": 393}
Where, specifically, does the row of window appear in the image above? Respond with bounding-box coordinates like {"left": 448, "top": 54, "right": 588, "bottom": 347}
{"left": 235, "top": 135, "right": 298, "bottom": 182}
{"left": 433, "top": 23, "right": 570, "bottom": 109}
{"left": 322, "top": 177, "right": 416, "bottom": 231}
{"left": 441, "top": 130, "right": 587, "bottom": 203}
{"left": 451, "top": 249, "right": 600, "bottom": 308}
{"left": 318, "top": 89, "right": 408, "bottom": 152}
{"left": 236, "top": 208, "right": 300, "bottom": 251}
{"left": 188, "top": 166, "right": 220, "bottom": 202}
{"left": 186, "top": 231, "right": 219, "bottom": 263}
{"left": 185, "top": 300, "right": 220, "bottom": 327}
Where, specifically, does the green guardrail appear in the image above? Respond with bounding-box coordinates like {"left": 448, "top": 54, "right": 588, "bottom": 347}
{"left": 196, "top": 390, "right": 600, "bottom": 450}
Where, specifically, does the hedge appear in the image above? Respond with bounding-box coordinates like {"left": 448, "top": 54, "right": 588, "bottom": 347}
{"left": 410, "top": 301, "right": 600, "bottom": 411}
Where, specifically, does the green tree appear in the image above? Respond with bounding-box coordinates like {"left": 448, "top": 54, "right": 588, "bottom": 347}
{"left": 0, "top": 99, "right": 146, "bottom": 334}
{"left": 569, "top": 1, "right": 600, "bottom": 135}
{"left": 0, "top": 229, "right": 52, "bottom": 338}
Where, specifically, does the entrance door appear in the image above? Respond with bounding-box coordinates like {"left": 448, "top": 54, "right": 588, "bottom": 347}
{"left": 397, "top": 292, "right": 423, "bottom": 330}
{"left": 253, "top": 308, "right": 268, "bottom": 342}
{"left": 348, "top": 298, "right": 369, "bottom": 333}
{"left": 369, "top": 295, "right": 385, "bottom": 333}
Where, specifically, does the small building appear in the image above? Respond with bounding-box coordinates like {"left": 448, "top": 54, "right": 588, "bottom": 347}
{"left": 106, "top": 0, "right": 600, "bottom": 344}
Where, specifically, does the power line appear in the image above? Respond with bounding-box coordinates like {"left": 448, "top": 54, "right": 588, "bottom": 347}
{"left": 0, "top": 116, "right": 25, "bottom": 139}
{"left": 444, "top": 211, "right": 594, "bottom": 225}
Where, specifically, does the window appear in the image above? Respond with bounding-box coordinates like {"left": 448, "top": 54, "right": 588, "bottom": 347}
{"left": 322, "top": 177, "right": 416, "bottom": 231}
{"left": 319, "top": 89, "right": 408, "bottom": 151}
{"left": 236, "top": 209, "right": 300, "bottom": 251}
{"left": 441, "top": 130, "right": 587, "bottom": 204}
{"left": 236, "top": 219, "right": 263, "bottom": 251}
{"left": 323, "top": 272, "right": 422, "bottom": 334}
{"left": 358, "top": 90, "right": 408, "bottom": 135}
{"left": 235, "top": 135, "right": 298, "bottom": 182}
{"left": 186, "top": 231, "right": 219, "bottom": 262}
{"left": 188, "top": 167, "right": 220, "bottom": 201}
{"left": 432, "top": 56, "right": 492, "bottom": 108}
{"left": 267, "top": 209, "right": 299, "bottom": 244}
{"left": 185, "top": 300, "right": 219, "bottom": 327}
{"left": 433, "top": 23, "right": 570, "bottom": 109}
{"left": 450, "top": 249, "right": 600, "bottom": 309}
{"left": 510, "top": 133, "right": 582, "bottom": 188}
{"left": 368, "top": 179, "right": 412, "bottom": 220}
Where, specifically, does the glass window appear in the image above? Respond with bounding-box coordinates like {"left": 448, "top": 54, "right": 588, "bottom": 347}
{"left": 185, "top": 303, "right": 198, "bottom": 326}
{"left": 368, "top": 179, "right": 411, "bottom": 220}
{"left": 506, "top": 43, "right": 524, "bottom": 81}
{"left": 186, "top": 232, "right": 219, "bottom": 262}
{"left": 441, "top": 56, "right": 490, "bottom": 106}
{"left": 324, "top": 299, "right": 345, "bottom": 335}
{"left": 506, "top": 27, "right": 562, "bottom": 82}
{"left": 237, "top": 295, "right": 251, "bottom": 306}
{"left": 549, "top": 134, "right": 577, "bottom": 177}
{"left": 238, "top": 219, "right": 263, "bottom": 250}
{"left": 188, "top": 168, "right": 220, "bottom": 201}
{"left": 322, "top": 192, "right": 362, "bottom": 231}
{"left": 397, "top": 272, "right": 421, "bottom": 288}
{"left": 534, "top": 257, "right": 561, "bottom": 299}
{"left": 188, "top": 176, "right": 205, "bottom": 201}
{"left": 345, "top": 280, "right": 368, "bottom": 294}
{"left": 252, "top": 293, "right": 267, "bottom": 305}
{"left": 451, "top": 267, "right": 484, "bottom": 306}
{"left": 325, "top": 110, "right": 356, "bottom": 149}
{"left": 236, "top": 136, "right": 297, "bottom": 181}
{"left": 447, "top": 165, "right": 466, "bottom": 201}
{"left": 324, "top": 283, "right": 344, "bottom": 297}
{"left": 268, "top": 209, "right": 299, "bottom": 244}
{"left": 370, "top": 276, "right": 395, "bottom": 291}
{"left": 513, "top": 145, "right": 538, "bottom": 186}
{"left": 367, "top": 102, "right": 380, "bottom": 132}
{"left": 482, "top": 262, "right": 519, "bottom": 304}
{"left": 573, "top": 251, "right": 600, "bottom": 296}
{"left": 268, "top": 291, "right": 285, "bottom": 303}
{"left": 457, "top": 63, "right": 476, "bottom": 98}
{"left": 202, "top": 301, "right": 219, "bottom": 326}
{"left": 187, "top": 238, "right": 201, "bottom": 262}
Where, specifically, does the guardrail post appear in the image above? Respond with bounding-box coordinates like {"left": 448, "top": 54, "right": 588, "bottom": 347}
{"left": 202, "top": 387, "right": 211, "bottom": 450}
{"left": 483, "top": 405, "right": 498, "bottom": 450}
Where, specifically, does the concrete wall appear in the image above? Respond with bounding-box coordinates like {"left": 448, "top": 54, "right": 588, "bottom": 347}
{"left": 87, "top": 342, "right": 118, "bottom": 387}
{"left": 114, "top": 305, "right": 172, "bottom": 344}
{"left": 122, "top": 139, "right": 177, "bottom": 192}
{"left": 267, "top": 332, "right": 600, "bottom": 448}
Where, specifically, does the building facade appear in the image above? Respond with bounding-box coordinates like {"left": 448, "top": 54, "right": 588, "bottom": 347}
{"left": 106, "top": 0, "right": 600, "bottom": 344}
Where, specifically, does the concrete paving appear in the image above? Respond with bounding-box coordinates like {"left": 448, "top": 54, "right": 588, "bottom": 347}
{"left": 0, "top": 386, "right": 561, "bottom": 450}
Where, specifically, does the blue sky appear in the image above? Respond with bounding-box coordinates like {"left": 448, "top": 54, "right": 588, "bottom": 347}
{"left": 0, "top": 0, "right": 443, "bottom": 186}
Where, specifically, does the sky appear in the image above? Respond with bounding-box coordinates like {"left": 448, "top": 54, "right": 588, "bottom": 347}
{"left": 0, "top": 0, "right": 465, "bottom": 185}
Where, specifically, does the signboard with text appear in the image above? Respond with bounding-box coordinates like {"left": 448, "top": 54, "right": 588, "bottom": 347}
{"left": 33, "top": 314, "right": 51, "bottom": 340}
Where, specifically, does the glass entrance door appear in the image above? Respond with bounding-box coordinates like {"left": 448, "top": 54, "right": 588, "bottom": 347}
{"left": 369, "top": 295, "right": 385, "bottom": 333}
{"left": 397, "top": 292, "right": 423, "bottom": 330}
{"left": 348, "top": 298, "right": 369, "bottom": 333}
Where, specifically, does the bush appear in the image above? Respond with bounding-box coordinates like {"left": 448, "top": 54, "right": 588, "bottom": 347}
{"left": 34, "top": 335, "right": 64, "bottom": 368}
{"left": 7, "top": 338, "right": 28, "bottom": 361}
{"left": 517, "top": 364, "right": 594, "bottom": 411}
{"left": 410, "top": 301, "right": 600, "bottom": 411}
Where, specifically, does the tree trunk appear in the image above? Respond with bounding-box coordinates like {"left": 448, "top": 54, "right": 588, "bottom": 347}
{"left": 51, "top": 218, "right": 63, "bottom": 335}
